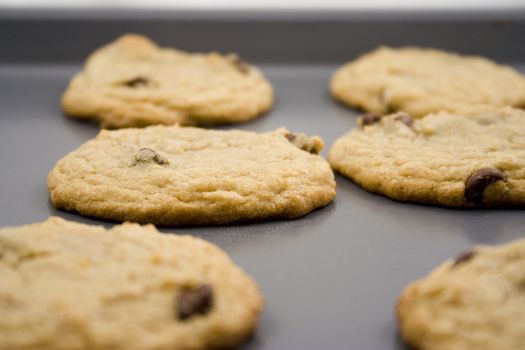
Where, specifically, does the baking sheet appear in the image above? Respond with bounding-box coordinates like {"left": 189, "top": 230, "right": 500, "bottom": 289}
{"left": 1, "top": 10, "right": 525, "bottom": 350}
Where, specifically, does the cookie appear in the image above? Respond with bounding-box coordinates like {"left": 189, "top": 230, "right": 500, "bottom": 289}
{"left": 397, "top": 239, "right": 525, "bottom": 350}
{"left": 0, "top": 216, "right": 263, "bottom": 350}
{"left": 61, "top": 34, "right": 273, "bottom": 128}
{"left": 328, "top": 107, "right": 525, "bottom": 207}
{"left": 330, "top": 47, "right": 525, "bottom": 117}
{"left": 48, "top": 125, "right": 335, "bottom": 225}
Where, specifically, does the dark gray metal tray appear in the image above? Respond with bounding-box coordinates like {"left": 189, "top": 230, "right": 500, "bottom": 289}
{"left": 1, "top": 9, "right": 525, "bottom": 350}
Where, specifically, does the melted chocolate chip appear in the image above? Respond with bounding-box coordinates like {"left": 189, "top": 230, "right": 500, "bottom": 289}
{"left": 464, "top": 168, "right": 506, "bottom": 204}
{"left": 134, "top": 148, "right": 169, "bottom": 165}
{"left": 122, "top": 77, "right": 149, "bottom": 88}
{"left": 452, "top": 250, "right": 476, "bottom": 267}
{"left": 232, "top": 56, "right": 250, "bottom": 75}
{"left": 360, "top": 113, "right": 383, "bottom": 126}
{"left": 395, "top": 113, "right": 413, "bottom": 127}
{"left": 177, "top": 284, "right": 213, "bottom": 320}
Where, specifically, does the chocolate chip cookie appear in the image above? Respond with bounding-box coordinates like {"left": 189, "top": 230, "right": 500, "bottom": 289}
{"left": 330, "top": 47, "right": 525, "bottom": 117}
{"left": 48, "top": 126, "right": 335, "bottom": 225}
{"left": 62, "top": 34, "right": 273, "bottom": 128}
{"left": 398, "top": 238, "right": 525, "bottom": 350}
{"left": 0, "top": 217, "right": 263, "bottom": 350}
{"left": 328, "top": 107, "right": 525, "bottom": 207}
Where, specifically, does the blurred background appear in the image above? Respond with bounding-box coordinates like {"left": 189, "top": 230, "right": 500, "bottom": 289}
{"left": 1, "top": 0, "right": 524, "bottom": 11}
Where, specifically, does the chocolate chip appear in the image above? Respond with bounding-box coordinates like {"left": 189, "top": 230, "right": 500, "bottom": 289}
{"left": 122, "top": 77, "right": 149, "bottom": 88}
{"left": 285, "top": 132, "right": 297, "bottom": 142}
{"left": 360, "top": 113, "right": 383, "bottom": 126}
{"left": 284, "top": 132, "right": 323, "bottom": 154}
{"left": 395, "top": 113, "right": 413, "bottom": 127}
{"left": 177, "top": 284, "right": 213, "bottom": 320}
{"left": 464, "top": 167, "right": 506, "bottom": 204}
{"left": 232, "top": 55, "right": 250, "bottom": 74}
{"left": 134, "top": 148, "right": 169, "bottom": 165}
{"left": 452, "top": 250, "right": 476, "bottom": 267}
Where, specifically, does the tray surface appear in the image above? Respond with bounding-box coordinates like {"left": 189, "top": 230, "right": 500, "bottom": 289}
{"left": 1, "top": 11, "right": 525, "bottom": 350}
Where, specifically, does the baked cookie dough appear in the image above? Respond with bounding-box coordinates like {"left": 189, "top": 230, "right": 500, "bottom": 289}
{"left": 48, "top": 126, "right": 335, "bottom": 225}
{"left": 398, "top": 238, "right": 525, "bottom": 350}
{"left": 0, "top": 217, "right": 263, "bottom": 350}
{"left": 62, "top": 34, "right": 273, "bottom": 128}
{"left": 330, "top": 47, "right": 525, "bottom": 117}
{"left": 328, "top": 107, "right": 525, "bottom": 207}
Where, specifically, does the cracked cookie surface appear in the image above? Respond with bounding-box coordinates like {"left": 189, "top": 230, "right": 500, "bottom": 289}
{"left": 328, "top": 107, "right": 525, "bottom": 207}
{"left": 0, "top": 217, "right": 263, "bottom": 350}
{"left": 397, "top": 239, "right": 525, "bottom": 350}
{"left": 48, "top": 126, "right": 335, "bottom": 225}
{"left": 330, "top": 47, "right": 525, "bottom": 117}
{"left": 62, "top": 34, "right": 273, "bottom": 128}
